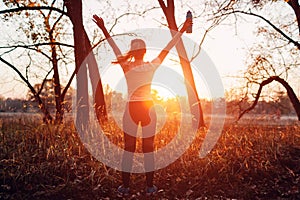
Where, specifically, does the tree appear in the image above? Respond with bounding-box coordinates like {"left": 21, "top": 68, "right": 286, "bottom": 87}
{"left": 0, "top": 0, "right": 229, "bottom": 126}
{"left": 1, "top": 0, "right": 72, "bottom": 123}
{"left": 157, "top": 0, "right": 205, "bottom": 128}
{"left": 214, "top": 0, "right": 300, "bottom": 120}
{"left": 27, "top": 79, "right": 74, "bottom": 113}
{"left": 0, "top": 0, "right": 107, "bottom": 124}
{"left": 64, "top": 0, "right": 107, "bottom": 125}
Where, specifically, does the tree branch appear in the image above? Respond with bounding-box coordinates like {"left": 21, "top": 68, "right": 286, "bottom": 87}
{"left": 286, "top": 0, "right": 300, "bottom": 34}
{"left": 37, "top": 69, "right": 53, "bottom": 96}
{"left": 237, "top": 76, "right": 300, "bottom": 121}
{"left": 237, "top": 77, "right": 274, "bottom": 120}
{"left": 167, "top": 0, "right": 174, "bottom": 13}
{"left": 108, "top": 7, "right": 160, "bottom": 33}
{"left": 157, "top": 0, "right": 167, "bottom": 12}
{"left": 0, "top": 42, "right": 74, "bottom": 49}
{"left": 0, "top": 6, "right": 67, "bottom": 16}
{"left": 61, "top": 69, "right": 75, "bottom": 101}
{"left": 223, "top": 10, "right": 300, "bottom": 50}
{"left": 0, "top": 56, "right": 53, "bottom": 122}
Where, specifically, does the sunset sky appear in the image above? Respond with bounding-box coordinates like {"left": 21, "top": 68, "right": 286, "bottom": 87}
{"left": 0, "top": 0, "right": 299, "bottom": 100}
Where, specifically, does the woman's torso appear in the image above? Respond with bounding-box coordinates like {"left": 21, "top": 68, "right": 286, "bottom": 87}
{"left": 123, "top": 59, "right": 160, "bottom": 101}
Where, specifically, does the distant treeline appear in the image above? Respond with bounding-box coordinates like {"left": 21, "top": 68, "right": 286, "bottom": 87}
{"left": 0, "top": 97, "right": 72, "bottom": 113}
{"left": 0, "top": 92, "right": 296, "bottom": 117}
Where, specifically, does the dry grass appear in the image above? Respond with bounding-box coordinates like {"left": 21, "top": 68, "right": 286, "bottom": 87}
{"left": 0, "top": 114, "right": 299, "bottom": 199}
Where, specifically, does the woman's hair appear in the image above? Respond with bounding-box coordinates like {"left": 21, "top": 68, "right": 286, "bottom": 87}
{"left": 111, "top": 51, "right": 133, "bottom": 64}
{"left": 112, "top": 39, "right": 146, "bottom": 64}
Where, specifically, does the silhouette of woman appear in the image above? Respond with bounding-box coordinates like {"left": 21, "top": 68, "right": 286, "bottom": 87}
{"left": 93, "top": 14, "right": 192, "bottom": 197}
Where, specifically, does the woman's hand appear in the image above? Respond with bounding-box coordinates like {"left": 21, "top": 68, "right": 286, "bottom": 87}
{"left": 93, "top": 15, "right": 122, "bottom": 57}
{"left": 93, "top": 14, "right": 105, "bottom": 29}
{"left": 180, "top": 18, "right": 193, "bottom": 33}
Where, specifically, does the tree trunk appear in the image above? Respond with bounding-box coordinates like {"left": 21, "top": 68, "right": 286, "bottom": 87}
{"left": 65, "top": 0, "right": 107, "bottom": 126}
{"left": 83, "top": 31, "right": 107, "bottom": 124}
{"left": 274, "top": 76, "right": 300, "bottom": 120}
{"left": 49, "top": 33, "right": 63, "bottom": 124}
{"left": 65, "top": 0, "right": 89, "bottom": 128}
{"left": 158, "top": 0, "right": 205, "bottom": 128}
{"left": 238, "top": 76, "right": 300, "bottom": 121}
{"left": 42, "top": 8, "right": 64, "bottom": 124}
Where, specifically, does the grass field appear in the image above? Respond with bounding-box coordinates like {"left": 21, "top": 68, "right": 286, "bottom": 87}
{"left": 0, "top": 113, "right": 299, "bottom": 199}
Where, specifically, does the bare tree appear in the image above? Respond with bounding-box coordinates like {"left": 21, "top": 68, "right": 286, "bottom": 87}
{"left": 0, "top": 0, "right": 108, "bottom": 124}
{"left": 0, "top": 0, "right": 72, "bottom": 123}
{"left": 213, "top": 0, "right": 300, "bottom": 120}
{"left": 157, "top": 0, "right": 205, "bottom": 128}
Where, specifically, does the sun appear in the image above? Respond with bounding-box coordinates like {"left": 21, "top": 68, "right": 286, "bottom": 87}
{"left": 151, "top": 85, "right": 179, "bottom": 101}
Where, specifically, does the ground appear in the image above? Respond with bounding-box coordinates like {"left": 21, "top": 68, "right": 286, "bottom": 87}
{"left": 0, "top": 114, "right": 299, "bottom": 199}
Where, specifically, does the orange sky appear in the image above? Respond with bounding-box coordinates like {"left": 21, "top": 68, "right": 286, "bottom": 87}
{"left": 0, "top": 0, "right": 299, "bottom": 99}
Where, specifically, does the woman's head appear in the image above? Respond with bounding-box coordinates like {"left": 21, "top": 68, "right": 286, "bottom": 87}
{"left": 130, "top": 39, "right": 146, "bottom": 53}
{"left": 129, "top": 39, "right": 146, "bottom": 60}
{"left": 112, "top": 39, "right": 146, "bottom": 64}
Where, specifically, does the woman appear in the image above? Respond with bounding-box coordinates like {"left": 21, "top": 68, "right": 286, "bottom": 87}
{"left": 93, "top": 14, "right": 192, "bottom": 197}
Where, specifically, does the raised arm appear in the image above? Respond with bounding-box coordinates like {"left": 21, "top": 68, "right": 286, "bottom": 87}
{"left": 93, "top": 15, "right": 122, "bottom": 57}
{"left": 152, "top": 18, "right": 192, "bottom": 65}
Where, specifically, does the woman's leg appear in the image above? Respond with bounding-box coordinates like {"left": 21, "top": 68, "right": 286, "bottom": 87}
{"left": 142, "top": 136, "right": 155, "bottom": 187}
{"left": 141, "top": 104, "right": 157, "bottom": 187}
{"left": 122, "top": 133, "right": 137, "bottom": 187}
{"left": 122, "top": 103, "right": 138, "bottom": 187}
